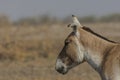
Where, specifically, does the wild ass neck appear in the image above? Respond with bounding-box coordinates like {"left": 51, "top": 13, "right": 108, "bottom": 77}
{"left": 79, "top": 28, "right": 116, "bottom": 72}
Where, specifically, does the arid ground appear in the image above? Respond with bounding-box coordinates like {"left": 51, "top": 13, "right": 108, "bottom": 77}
{"left": 0, "top": 22, "right": 119, "bottom": 80}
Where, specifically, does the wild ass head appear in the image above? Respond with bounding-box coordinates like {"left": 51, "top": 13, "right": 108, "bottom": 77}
{"left": 55, "top": 15, "right": 86, "bottom": 74}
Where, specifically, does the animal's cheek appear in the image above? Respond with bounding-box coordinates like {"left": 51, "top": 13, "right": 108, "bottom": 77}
{"left": 64, "top": 58, "right": 72, "bottom": 66}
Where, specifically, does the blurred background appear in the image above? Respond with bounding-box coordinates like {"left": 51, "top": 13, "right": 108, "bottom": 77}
{"left": 0, "top": 0, "right": 120, "bottom": 80}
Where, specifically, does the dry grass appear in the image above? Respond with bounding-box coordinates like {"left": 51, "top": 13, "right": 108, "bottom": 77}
{"left": 0, "top": 22, "right": 119, "bottom": 80}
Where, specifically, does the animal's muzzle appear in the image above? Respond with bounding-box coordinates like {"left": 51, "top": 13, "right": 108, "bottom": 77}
{"left": 55, "top": 66, "right": 68, "bottom": 74}
{"left": 55, "top": 59, "right": 68, "bottom": 74}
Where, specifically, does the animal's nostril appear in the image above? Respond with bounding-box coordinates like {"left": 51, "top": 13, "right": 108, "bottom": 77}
{"left": 57, "top": 66, "right": 64, "bottom": 72}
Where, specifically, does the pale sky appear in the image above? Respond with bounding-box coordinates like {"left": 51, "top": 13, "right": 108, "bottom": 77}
{"left": 0, "top": 0, "right": 120, "bottom": 21}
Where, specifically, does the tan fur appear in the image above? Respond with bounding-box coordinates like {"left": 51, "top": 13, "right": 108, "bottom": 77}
{"left": 78, "top": 28, "right": 120, "bottom": 80}
{"left": 56, "top": 15, "right": 120, "bottom": 80}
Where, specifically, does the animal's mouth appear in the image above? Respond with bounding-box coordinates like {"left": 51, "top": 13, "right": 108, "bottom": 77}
{"left": 56, "top": 68, "right": 68, "bottom": 75}
{"left": 58, "top": 70, "right": 68, "bottom": 75}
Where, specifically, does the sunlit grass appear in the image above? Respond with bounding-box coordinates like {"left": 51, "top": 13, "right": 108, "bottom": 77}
{"left": 0, "top": 22, "right": 119, "bottom": 80}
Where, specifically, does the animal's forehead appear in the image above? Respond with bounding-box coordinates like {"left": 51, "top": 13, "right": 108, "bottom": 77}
{"left": 69, "top": 32, "right": 76, "bottom": 37}
{"left": 66, "top": 32, "right": 76, "bottom": 40}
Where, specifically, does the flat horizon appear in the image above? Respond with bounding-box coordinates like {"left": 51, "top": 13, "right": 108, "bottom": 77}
{"left": 0, "top": 0, "right": 120, "bottom": 21}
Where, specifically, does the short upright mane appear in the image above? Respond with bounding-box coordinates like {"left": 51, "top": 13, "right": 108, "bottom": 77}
{"left": 82, "top": 26, "right": 116, "bottom": 43}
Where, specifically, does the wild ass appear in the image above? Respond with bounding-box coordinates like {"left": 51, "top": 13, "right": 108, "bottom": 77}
{"left": 55, "top": 15, "right": 120, "bottom": 80}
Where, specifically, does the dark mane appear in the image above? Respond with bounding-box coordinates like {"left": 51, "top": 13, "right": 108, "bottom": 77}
{"left": 82, "top": 26, "right": 117, "bottom": 43}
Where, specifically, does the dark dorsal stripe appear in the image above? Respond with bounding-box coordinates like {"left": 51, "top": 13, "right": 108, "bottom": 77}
{"left": 82, "top": 26, "right": 117, "bottom": 43}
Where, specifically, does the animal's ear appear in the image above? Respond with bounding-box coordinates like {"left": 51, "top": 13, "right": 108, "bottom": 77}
{"left": 68, "top": 15, "right": 83, "bottom": 32}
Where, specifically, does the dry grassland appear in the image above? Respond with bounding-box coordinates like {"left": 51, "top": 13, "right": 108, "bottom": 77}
{"left": 0, "top": 22, "right": 119, "bottom": 80}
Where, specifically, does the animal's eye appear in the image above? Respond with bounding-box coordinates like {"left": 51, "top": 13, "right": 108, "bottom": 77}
{"left": 65, "top": 42, "right": 69, "bottom": 45}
